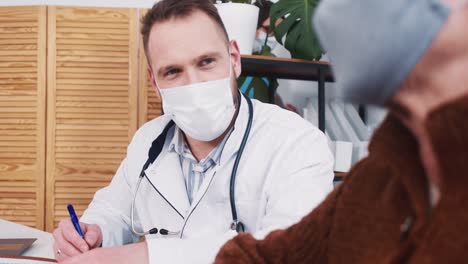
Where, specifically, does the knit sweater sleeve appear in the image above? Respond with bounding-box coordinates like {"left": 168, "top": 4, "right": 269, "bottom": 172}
{"left": 215, "top": 184, "right": 342, "bottom": 263}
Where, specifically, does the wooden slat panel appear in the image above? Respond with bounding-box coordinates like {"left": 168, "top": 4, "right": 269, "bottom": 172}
{"left": 55, "top": 55, "right": 129, "bottom": 63}
{"left": 0, "top": 129, "right": 37, "bottom": 136}
{"left": 55, "top": 129, "right": 128, "bottom": 136}
{"left": 56, "top": 89, "right": 129, "bottom": 97}
{"left": 0, "top": 27, "right": 37, "bottom": 34}
{"left": 0, "top": 107, "right": 37, "bottom": 112}
{"left": 53, "top": 178, "right": 111, "bottom": 227}
{"left": 55, "top": 136, "right": 129, "bottom": 143}
{"left": 56, "top": 101, "right": 130, "bottom": 108}
{"left": 56, "top": 38, "right": 129, "bottom": 47}
{"left": 0, "top": 6, "right": 46, "bottom": 230}
{"left": 0, "top": 84, "right": 37, "bottom": 92}
{"left": 56, "top": 113, "right": 131, "bottom": 120}
{"left": 56, "top": 79, "right": 129, "bottom": 85}
{"left": 56, "top": 72, "right": 129, "bottom": 80}
{"left": 0, "top": 50, "right": 37, "bottom": 56}
{"left": 0, "top": 7, "right": 39, "bottom": 21}
{"left": 0, "top": 153, "right": 37, "bottom": 159}
{"left": 56, "top": 50, "right": 129, "bottom": 58}
{"left": 138, "top": 9, "right": 162, "bottom": 127}
{"left": 0, "top": 21, "right": 38, "bottom": 28}
{"left": 0, "top": 61, "right": 37, "bottom": 67}
{"left": 0, "top": 163, "right": 36, "bottom": 181}
{"left": 56, "top": 67, "right": 128, "bottom": 74}
{"left": 54, "top": 159, "right": 121, "bottom": 166}
{"left": 45, "top": 7, "right": 139, "bottom": 232}
{"left": 0, "top": 45, "right": 38, "bottom": 51}
{"left": 0, "top": 39, "right": 38, "bottom": 45}
{"left": 56, "top": 21, "right": 128, "bottom": 29}
{"left": 56, "top": 95, "right": 129, "bottom": 102}
{"left": 0, "top": 33, "right": 37, "bottom": 39}
{"left": 56, "top": 44, "right": 129, "bottom": 52}
{"left": 0, "top": 95, "right": 37, "bottom": 101}
{"left": 55, "top": 7, "right": 129, "bottom": 23}
{"left": 56, "top": 26, "right": 128, "bottom": 34}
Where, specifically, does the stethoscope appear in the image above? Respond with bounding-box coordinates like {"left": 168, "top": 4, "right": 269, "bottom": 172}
{"left": 131, "top": 93, "right": 253, "bottom": 237}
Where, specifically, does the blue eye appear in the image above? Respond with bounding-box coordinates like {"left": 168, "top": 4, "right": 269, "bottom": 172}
{"left": 200, "top": 58, "right": 214, "bottom": 66}
{"left": 164, "top": 68, "right": 179, "bottom": 77}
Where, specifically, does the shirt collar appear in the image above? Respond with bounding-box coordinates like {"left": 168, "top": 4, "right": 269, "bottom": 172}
{"left": 167, "top": 126, "right": 185, "bottom": 156}
{"left": 168, "top": 124, "right": 234, "bottom": 166}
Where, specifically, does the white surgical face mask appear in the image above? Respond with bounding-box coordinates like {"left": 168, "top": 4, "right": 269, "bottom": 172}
{"left": 155, "top": 60, "right": 236, "bottom": 142}
{"left": 253, "top": 31, "right": 277, "bottom": 53}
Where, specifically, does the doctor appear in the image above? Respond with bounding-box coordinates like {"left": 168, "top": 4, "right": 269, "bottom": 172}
{"left": 53, "top": 0, "right": 334, "bottom": 263}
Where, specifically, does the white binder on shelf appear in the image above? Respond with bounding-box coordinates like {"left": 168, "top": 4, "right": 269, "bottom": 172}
{"left": 324, "top": 103, "right": 353, "bottom": 173}
{"left": 330, "top": 101, "right": 369, "bottom": 164}
{"left": 344, "top": 104, "right": 370, "bottom": 141}
{"left": 302, "top": 97, "right": 370, "bottom": 173}
{"left": 330, "top": 102, "right": 360, "bottom": 141}
{"left": 303, "top": 97, "right": 319, "bottom": 127}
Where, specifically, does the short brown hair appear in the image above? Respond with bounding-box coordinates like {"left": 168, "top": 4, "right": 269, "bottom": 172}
{"left": 141, "top": 0, "right": 229, "bottom": 60}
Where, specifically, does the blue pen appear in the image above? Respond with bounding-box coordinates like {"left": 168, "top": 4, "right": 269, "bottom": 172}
{"left": 67, "top": 204, "right": 84, "bottom": 239}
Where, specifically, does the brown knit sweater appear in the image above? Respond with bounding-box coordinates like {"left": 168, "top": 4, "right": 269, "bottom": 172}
{"left": 215, "top": 95, "right": 468, "bottom": 264}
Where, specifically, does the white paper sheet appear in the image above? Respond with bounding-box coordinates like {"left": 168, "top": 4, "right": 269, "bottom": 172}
{"left": 0, "top": 257, "right": 55, "bottom": 264}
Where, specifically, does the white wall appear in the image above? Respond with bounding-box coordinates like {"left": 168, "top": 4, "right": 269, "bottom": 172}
{"left": 0, "top": 0, "right": 158, "bottom": 8}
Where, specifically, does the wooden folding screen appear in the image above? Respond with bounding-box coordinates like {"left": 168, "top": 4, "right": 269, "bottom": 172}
{"left": 0, "top": 6, "right": 47, "bottom": 230}
{"left": 45, "top": 7, "right": 139, "bottom": 231}
{"left": 0, "top": 6, "right": 162, "bottom": 231}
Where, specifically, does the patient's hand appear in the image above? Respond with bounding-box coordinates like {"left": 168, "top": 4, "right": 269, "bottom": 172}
{"left": 53, "top": 219, "right": 103, "bottom": 262}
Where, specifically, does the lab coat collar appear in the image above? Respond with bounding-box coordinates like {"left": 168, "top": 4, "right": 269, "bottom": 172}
{"left": 144, "top": 125, "right": 190, "bottom": 219}
{"left": 168, "top": 125, "right": 233, "bottom": 167}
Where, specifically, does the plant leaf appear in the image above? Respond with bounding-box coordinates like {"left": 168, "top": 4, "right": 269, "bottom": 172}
{"left": 259, "top": 44, "right": 275, "bottom": 57}
{"left": 270, "top": 0, "right": 323, "bottom": 60}
{"left": 237, "top": 76, "right": 278, "bottom": 103}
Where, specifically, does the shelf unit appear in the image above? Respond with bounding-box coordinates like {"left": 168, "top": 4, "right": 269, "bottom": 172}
{"left": 240, "top": 55, "right": 344, "bottom": 181}
{"left": 240, "top": 55, "right": 334, "bottom": 132}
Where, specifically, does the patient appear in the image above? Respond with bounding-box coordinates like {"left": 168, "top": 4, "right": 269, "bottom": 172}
{"left": 215, "top": 0, "right": 468, "bottom": 262}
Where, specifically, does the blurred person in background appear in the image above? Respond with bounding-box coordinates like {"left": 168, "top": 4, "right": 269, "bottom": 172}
{"left": 238, "top": 0, "right": 298, "bottom": 113}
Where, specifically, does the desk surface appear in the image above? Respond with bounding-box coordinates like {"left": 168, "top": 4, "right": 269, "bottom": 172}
{"left": 0, "top": 220, "right": 54, "bottom": 259}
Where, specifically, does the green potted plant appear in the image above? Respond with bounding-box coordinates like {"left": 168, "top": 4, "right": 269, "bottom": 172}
{"left": 270, "top": 0, "right": 324, "bottom": 60}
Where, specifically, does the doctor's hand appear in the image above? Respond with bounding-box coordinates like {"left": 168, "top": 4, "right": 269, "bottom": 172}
{"left": 61, "top": 242, "right": 149, "bottom": 264}
{"left": 53, "top": 219, "right": 103, "bottom": 262}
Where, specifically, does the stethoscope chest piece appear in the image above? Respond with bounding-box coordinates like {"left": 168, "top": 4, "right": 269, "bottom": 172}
{"left": 231, "top": 220, "right": 245, "bottom": 232}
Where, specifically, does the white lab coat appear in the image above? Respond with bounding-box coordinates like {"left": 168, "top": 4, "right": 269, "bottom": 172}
{"left": 81, "top": 96, "right": 334, "bottom": 264}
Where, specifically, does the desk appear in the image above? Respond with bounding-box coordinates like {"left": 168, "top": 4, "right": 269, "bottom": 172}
{"left": 0, "top": 220, "right": 54, "bottom": 259}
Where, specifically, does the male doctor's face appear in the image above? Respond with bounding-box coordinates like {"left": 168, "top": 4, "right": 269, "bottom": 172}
{"left": 146, "top": 10, "right": 242, "bottom": 97}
